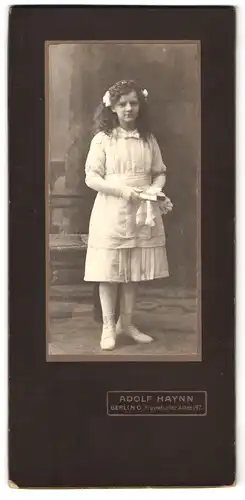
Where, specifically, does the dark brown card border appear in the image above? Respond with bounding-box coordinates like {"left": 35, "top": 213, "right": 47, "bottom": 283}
{"left": 9, "top": 6, "right": 235, "bottom": 488}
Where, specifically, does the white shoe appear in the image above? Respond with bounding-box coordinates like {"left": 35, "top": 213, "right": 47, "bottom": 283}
{"left": 100, "top": 325, "right": 116, "bottom": 351}
{"left": 116, "top": 321, "right": 153, "bottom": 344}
{"left": 127, "top": 325, "right": 153, "bottom": 344}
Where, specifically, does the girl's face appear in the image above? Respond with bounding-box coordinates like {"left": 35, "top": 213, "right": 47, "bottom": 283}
{"left": 112, "top": 91, "right": 140, "bottom": 129}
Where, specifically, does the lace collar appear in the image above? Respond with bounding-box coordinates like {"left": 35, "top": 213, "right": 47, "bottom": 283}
{"left": 113, "top": 127, "right": 140, "bottom": 139}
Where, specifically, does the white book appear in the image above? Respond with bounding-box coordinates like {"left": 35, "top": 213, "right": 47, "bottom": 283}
{"left": 139, "top": 192, "right": 167, "bottom": 202}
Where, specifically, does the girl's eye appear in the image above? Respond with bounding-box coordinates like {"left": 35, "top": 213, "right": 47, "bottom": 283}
{"left": 120, "top": 101, "right": 138, "bottom": 107}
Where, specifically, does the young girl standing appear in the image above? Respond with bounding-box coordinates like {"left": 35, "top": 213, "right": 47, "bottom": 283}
{"left": 84, "top": 80, "right": 169, "bottom": 350}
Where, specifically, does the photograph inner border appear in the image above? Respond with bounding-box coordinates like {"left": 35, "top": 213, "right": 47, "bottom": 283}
{"left": 45, "top": 40, "right": 202, "bottom": 362}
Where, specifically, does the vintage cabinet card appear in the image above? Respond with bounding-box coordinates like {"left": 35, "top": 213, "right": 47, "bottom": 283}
{"left": 9, "top": 6, "right": 235, "bottom": 488}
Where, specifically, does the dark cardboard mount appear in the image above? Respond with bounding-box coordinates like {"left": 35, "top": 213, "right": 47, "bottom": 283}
{"left": 9, "top": 6, "right": 235, "bottom": 488}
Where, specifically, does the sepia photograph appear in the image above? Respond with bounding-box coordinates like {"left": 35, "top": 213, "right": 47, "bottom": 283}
{"left": 46, "top": 41, "right": 201, "bottom": 361}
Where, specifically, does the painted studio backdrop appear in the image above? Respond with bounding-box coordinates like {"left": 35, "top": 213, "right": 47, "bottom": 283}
{"left": 47, "top": 42, "right": 200, "bottom": 358}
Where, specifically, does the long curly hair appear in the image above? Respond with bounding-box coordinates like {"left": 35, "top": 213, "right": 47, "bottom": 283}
{"left": 93, "top": 80, "right": 151, "bottom": 140}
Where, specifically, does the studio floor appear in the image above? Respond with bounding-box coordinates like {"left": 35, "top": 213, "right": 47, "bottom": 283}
{"left": 47, "top": 283, "right": 200, "bottom": 358}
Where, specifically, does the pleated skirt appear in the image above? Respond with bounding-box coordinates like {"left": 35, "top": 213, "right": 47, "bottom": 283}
{"left": 84, "top": 246, "right": 169, "bottom": 283}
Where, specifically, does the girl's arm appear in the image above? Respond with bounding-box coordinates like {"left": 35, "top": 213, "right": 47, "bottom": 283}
{"left": 86, "top": 174, "right": 140, "bottom": 200}
{"left": 150, "top": 173, "right": 166, "bottom": 189}
{"left": 147, "top": 135, "right": 167, "bottom": 193}
{"left": 85, "top": 133, "right": 140, "bottom": 200}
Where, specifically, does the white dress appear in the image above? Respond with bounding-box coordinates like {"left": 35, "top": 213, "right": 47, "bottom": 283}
{"left": 84, "top": 127, "right": 169, "bottom": 282}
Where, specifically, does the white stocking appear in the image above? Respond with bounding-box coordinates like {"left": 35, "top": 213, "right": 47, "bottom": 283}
{"left": 118, "top": 282, "right": 138, "bottom": 329}
{"left": 99, "top": 282, "right": 118, "bottom": 327}
{"left": 117, "top": 283, "right": 153, "bottom": 343}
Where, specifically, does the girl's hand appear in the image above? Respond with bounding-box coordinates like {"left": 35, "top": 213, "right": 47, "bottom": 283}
{"left": 159, "top": 197, "right": 173, "bottom": 215}
{"left": 121, "top": 186, "right": 143, "bottom": 201}
{"left": 144, "top": 186, "right": 162, "bottom": 196}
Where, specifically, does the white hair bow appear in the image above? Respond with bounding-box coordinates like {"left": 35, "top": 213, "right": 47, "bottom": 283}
{"left": 102, "top": 90, "right": 111, "bottom": 107}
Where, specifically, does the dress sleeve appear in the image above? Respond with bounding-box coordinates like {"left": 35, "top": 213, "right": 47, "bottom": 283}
{"left": 85, "top": 132, "right": 106, "bottom": 180}
{"left": 150, "top": 135, "right": 167, "bottom": 177}
{"left": 84, "top": 132, "right": 132, "bottom": 199}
